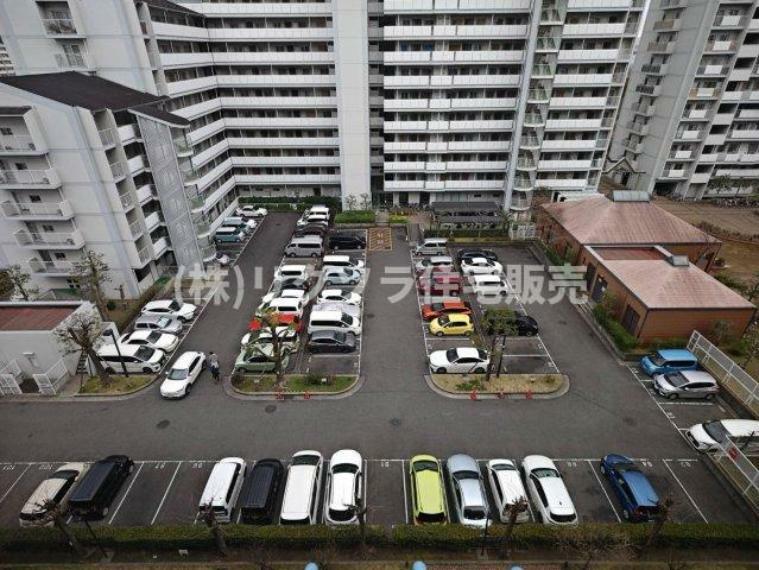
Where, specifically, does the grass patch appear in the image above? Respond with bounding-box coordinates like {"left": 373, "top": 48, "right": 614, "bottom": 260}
{"left": 79, "top": 374, "right": 153, "bottom": 395}
{"left": 232, "top": 373, "right": 357, "bottom": 394}
{"left": 431, "top": 373, "right": 565, "bottom": 394}
{"left": 334, "top": 210, "right": 375, "bottom": 224}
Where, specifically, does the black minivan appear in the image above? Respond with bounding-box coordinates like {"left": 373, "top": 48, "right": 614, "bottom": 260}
{"left": 329, "top": 234, "right": 366, "bottom": 250}
{"left": 67, "top": 455, "right": 134, "bottom": 520}
{"left": 238, "top": 459, "right": 284, "bottom": 524}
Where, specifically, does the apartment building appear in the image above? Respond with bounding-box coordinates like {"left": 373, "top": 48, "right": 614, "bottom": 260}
{"left": 0, "top": 38, "right": 13, "bottom": 77}
{"left": 612, "top": 0, "right": 759, "bottom": 200}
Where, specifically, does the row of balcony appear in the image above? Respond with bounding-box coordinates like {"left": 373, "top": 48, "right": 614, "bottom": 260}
{"left": 384, "top": 140, "right": 511, "bottom": 152}
{"left": 1, "top": 200, "right": 73, "bottom": 220}
{"left": 384, "top": 97, "right": 517, "bottom": 110}
{"left": 384, "top": 74, "right": 521, "bottom": 88}
{"left": 383, "top": 50, "right": 524, "bottom": 64}
{"left": 385, "top": 179, "right": 505, "bottom": 190}
{"left": 0, "top": 135, "right": 43, "bottom": 154}
{"left": 383, "top": 24, "right": 529, "bottom": 39}
{"left": 0, "top": 168, "right": 60, "bottom": 187}
{"left": 385, "top": 161, "right": 508, "bottom": 172}
{"left": 384, "top": 119, "right": 514, "bottom": 132}
{"left": 14, "top": 228, "right": 84, "bottom": 250}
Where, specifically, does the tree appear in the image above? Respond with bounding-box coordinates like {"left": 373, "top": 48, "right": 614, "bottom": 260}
{"left": 244, "top": 310, "right": 291, "bottom": 388}
{"left": 54, "top": 307, "right": 111, "bottom": 387}
{"left": 359, "top": 192, "right": 372, "bottom": 211}
{"left": 71, "top": 250, "right": 111, "bottom": 317}
{"left": 741, "top": 320, "right": 759, "bottom": 368}
{"left": 745, "top": 272, "right": 759, "bottom": 303}
{"left": 3, "top": 264, "right": 38, "bottom": 301}
{"left": 559, "top": 525, "right": 632, "bottom": 569}
{"left": 344, "top": 195, "right": 358, "bottom": 211}
{"left": 640, "top": 495, "right": 673, "bottom": 555}
{"left": 199, "top": 503, "right": 228, "bottom": 557}
{"left": 31, "top": 499, "right": 87, "bottom": 557}
{"left": 482, "top": 309, "right": 519, "bottom": 381}
{"left": 500, "top": 497, "right": 528, "bottom": 557}
{"left": 710, "top": 319, "right": 733, "bottom": 346}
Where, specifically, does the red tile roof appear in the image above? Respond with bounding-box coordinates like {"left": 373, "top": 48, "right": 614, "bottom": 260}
{"left": 0, "top": 305, "right": 76, "bottom": 331}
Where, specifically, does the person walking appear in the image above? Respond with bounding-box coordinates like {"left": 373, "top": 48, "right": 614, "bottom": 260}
{"left": 208, "top": 351, "right": 220, "bottom": 383}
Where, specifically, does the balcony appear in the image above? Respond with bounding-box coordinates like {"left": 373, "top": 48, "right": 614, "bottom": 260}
{"left": 14, "top": 228, "right": 85, "bottom": 250}
{"left": 136, "top": 184, "right": 156, "bottom": 204}
{"left": 527, "top": 88, "right": 550, "bottom": 102}
{"left": 536, "top": 37, "right": 560, "bottom": 51}
{"left": 1, "top": 200, "right": 73, "bottom": 220}
{"left": 633, "top": 102, "right": 655, "bottom": 116}
{"left": 696, "top": 64, "right": 727, "bottom": 76}
{"left": 689, "top": 87, "right": 719, "bottom": 98}
{"left": 54, "top": 51, "right": 91, "bottom": 70}
{"left": 653, "top": 18, "right": 680, "bottom": 31}
{"left": 545, "top": 118, "right": 604, "bottom": 130}
{"left": 0, "top": 135, "right": 43, "bottom": 155}
{"left": 28, "top": 258, "right": 75, "bottom": 275}
{"left": 0, "top": 168, "right": 60, "bottom": 188}
{"left": 691, "top": 172, "right": 711, "bottom": 184}
{"left": 129, "top": 220, "right": 143, "bottom": 239}
{"left": 686, "top": 109, "right": 709, "bottom": 119}
{"left": 641, "top": 63, "right": 667, "bottom": 75}
{"left": 714, "top": 14, "right": 745, "bottom": 28}
{"left": 144, "top": 211, "right": 162, "bottom": 232}
{"left": 110, "top": 161, "right": 125, "bottom": 180}
{"left": 539, "top": 159, "right": 595, "bottom": 170}
{"left": 98, "top": 128, "right": 117, "bottom": 148}
{"left": 705, "top": 40, "right": 736, "bottom": 52}
{"left": 729, "top": 129, "right": 759, "bottom": 139}
{"left": 647, "top": 41, "right": 675, "bottom": 53}
{"left": 549, "top": 96, "right": 608, "bottom": 108}
{"left": 677, "top": 130, "right": 703, "bottom": 140}
{"left": 636, "top": 84, "right": 661, "bottom": 96}
{"left": 119, "top": 192, "right": 134, "bottom": 210}
{"left": 670, "top": 150, "right": 693, "bottom": 160}
{"left": 563, "top": 23, "right": 627, "bottom": 36}
{"left": 41, "top": 18, "right": 78, "bottom": 36}
{"left": 661, "top": 168, "right": 687, "bottom": 179}
{"left": 152, "top": 237, "right": 170, "bottom": 258}
{"left": 523, "top": 113, "right": 546, "bottom": 127}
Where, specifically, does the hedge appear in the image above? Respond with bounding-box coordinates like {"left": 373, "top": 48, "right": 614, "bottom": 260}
{"left": 334, "top": 210, "right": 375, "bottom": 223}
{"left": 238, "top": 196, "right": 342, "bottom": 212}
{"left": 424, "top": 228, "right": 511, "bottom": 238}
{"left": 592, "top": 304, "right": 638, "bottom": 352}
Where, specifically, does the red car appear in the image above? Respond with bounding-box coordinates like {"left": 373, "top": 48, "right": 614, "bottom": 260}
{"left": 416, "top": 273, "right": 462, "bottom": 297}
{"left": 249, "top": 313, "right": 304, "bottom": 332}
{"left": 421, "top": 299, "right": 472, "bottom": 321}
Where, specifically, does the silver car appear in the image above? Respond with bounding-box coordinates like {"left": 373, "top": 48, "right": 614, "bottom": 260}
{"left": 312, "top": 301, "right": 360, "bottom": 320}
{"left": 653, "top": 370, "right": 719, "bottom": 400}
{"left": 446, "top": 454, "right": 489, "bottom": 529}
{"left": 133, "top": 314, "right": 184, "bottom": 335}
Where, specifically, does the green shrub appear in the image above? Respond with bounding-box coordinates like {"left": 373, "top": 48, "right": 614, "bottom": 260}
{"left": 334, "top": 210, "right": 375, "bottom": 224}
{"left": 647, "top": 337, "right": 689, "bottom": 350}
{"left": 538, "top": 242, "right": 564, "bottom": 266}
{"left": 425, "top": 228, "right": 511, "bottom": 238}
{"left": 592, "top": 304, "right": 637, "bottom": 352}
{"left": 238, "top": 196, "right": 342, "bottom": 212}
{"left": 389, "top": 214, "right": 409, "bottom": 224}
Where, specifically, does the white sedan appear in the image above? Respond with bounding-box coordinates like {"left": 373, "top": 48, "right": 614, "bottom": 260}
{"left": 260, "top": 289, "right": 307, "bottom": 306}
{"left": 486, "top": 459, "right": 530, "bottom": 523}
{"left": 521, "top": 455, "right": 577, "bottom": 526}
{"left": 318, "top": 289, "right": 362, "bottom": 306}
{"left": 160, "top": 351, "right": 206, "bottom": 399}
{"left": 119, "top": 330, "right": 179, "bottom": 353}
{"left": 141, "top": 299, "right": 197, "bottom": 322}
{"left": 236, "top": 205, "right": 267, "bottom": 218}
{"left": 312, "top": 301, "right": 360, "bottom": 320}
{"left": 428, "top": 347, "right": 490, "bottom": 374}
{"left": 461, "top": 257, "right": 503, "bottom": 276}
{"left": 325, "top": 449, "right": 363, "bottom": 525}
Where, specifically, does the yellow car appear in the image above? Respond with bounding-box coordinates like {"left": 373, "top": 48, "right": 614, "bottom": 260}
{"left": 429, "top": 313, "right": 474, "bottom": 337}
{"left": 409, "top": 455, "right": 448, "bottom": 524}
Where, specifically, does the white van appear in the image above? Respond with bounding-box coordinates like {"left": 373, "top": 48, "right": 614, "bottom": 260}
{"left": 308, "top": 205, "right": 330, "bottom": 217}
{"left": 308, "top": 309, "right": 362, "bottom": 337}
{"left": 322, "top": 254, "right": 365, "bottom": 272}
{"left": 686, "top": 419, "right": 759, "bottom": 452}
{"left": 257, "top": 296, "right": 305, "bottom": 317}
{"left": 280, "top": 451, "right": 323, "bottom": 525}
{"left": 222, "top": 216, "right": 256, "bottom": 232}
{"left": 285, "top": 236, "right": 324, "bottom": 258}
{"left": 275, "top": 264, "right": 310, "bottom": 281}
{"left": 198, "top": 458, "right": 247, "bottom": 523}
{"left": 96, "top": 344, "right": 165, "bottom": 374}
{"left": 415, "top": 237, "right": 448, "bottom": 256}
{"left": 470, "top": 274, "right": 510, "bottom": 297}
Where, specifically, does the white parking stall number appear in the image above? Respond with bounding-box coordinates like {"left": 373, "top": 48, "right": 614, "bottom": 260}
{"left": 191, "top": 462, "right": 204, "bottom": 469}
{"left": 1, "top": 464, "right": 15, "bottom": 471}
{"left": 37, "top": 463, "right": 53, "bottom": 471}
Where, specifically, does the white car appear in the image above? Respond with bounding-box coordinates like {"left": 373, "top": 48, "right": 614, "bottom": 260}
{"left": 521, "top": 456, "right": 577, "bottom": 526}
{"left": 215, "top": 251, "right": 230, "bottom": 266}
{"left": 469, "top": 274, "right": 510, "bottom": 298}
{"left": 322, "top": 255, "right": 366, "bottom": 273}
{"left": 119, "top": 330, "right": 179, "bottom": 353}
{"left": 486, "top": 459, "right": 530, "bottom": 523}
{"left": 297, "top": 213, "right": 329, "bottom": 227}
{"left": 241, "top": 327, "right": 300, "bottom": 350}
{"left": 274, "top": 264, "right": 310, "bottom": 281}
{"left": 428, "top": 347, "right": 489, "bottom": 374}
{"left": 325, "top": 449, "right": 363, "bottom": 525}
{"left": 19, "top": 462, "right": 89, "bottom": 527}
{"left": 236, "top": 205, "right": 267, "bottom": 218}
{"left": 141, "top": 299, "right": 197, "bottom": 322}
{"left": 256, "top": 296, "right": 306, "bottom": 318}
{"left": 159, "top": 350, "right": 206, "bottom": 399}
{"left": 261, "top": 289, "right": 308, "bottom": 306}
{"left": 318, "top": 289, "right": 362, "bottom": 306}
{"left": 313, "top": 301, "right": 361, "bottom": 320}
{"left": 446, "top": 454, "right": 489, "bottom": 529}
{"left": 415, "top": 256, "right": 454, "bottom": 274}
{"left": 461, "top": 257, "right": 503, "bottom": 276}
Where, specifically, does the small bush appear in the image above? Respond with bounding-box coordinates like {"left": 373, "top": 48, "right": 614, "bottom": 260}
{"left": 389, "top": 214, "right": 409, "bottom": 224}
{"left": 106, "top": 300, "right": 117, "bottom": 311}
{"left": 238, "top": 196, "right": 342, "bottom": 211}
{"left": 592, "top": 305, "right": 638, "bottom": 352}
{"left": 304, "top": 372, "right": 323, "bottom": 386}
{"left": 334, "top": 210, "right": 375, "bottom": 224}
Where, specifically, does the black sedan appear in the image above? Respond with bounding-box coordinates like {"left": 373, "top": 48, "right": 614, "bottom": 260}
{"left": 485, "top": 314, "right": 539, "bottom": 337}
{"left": 307, "top": 330, "right": 357, "bottom": 353}
{"left": 329, "top": 233, "right": 366, "bottom": 250}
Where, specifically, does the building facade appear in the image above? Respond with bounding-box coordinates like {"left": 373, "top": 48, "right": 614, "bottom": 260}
{"left": 611, "top": 0, "right": 759, "bottom": 199}
{"left": 0, "top": 38, "right": 13, "bottom": 77}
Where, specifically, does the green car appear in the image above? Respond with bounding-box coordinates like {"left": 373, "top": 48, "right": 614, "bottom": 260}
{"left": 409, "top": 455, "right": 448, "bottom": 525}
{"left": 234, "top": 344, "right": 291, "bottom": 373}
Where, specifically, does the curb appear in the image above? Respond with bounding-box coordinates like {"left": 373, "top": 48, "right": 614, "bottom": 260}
{"left": 73, "top": 374, "right": 159, "bottom": 399}
{"left": 224, "top": 374, "right": 365, "bottom": 401}
{"left": 423, "top": 374, "right": 570, "bottom": 400}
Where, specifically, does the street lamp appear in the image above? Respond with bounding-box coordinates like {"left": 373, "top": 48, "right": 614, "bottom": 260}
{"left": 102, "top": 329, "right": 128, "bottom": 377}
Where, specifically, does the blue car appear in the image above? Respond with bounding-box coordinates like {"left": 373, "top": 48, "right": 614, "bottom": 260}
{"left": 600, "top": 454, "right": 660, "bottom": 522}
{"left": 640, "top": 349, "right": 698, "bottom": 377}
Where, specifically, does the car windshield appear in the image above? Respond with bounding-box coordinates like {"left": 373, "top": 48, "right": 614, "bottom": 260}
{"left": 167, "top": 367, "right": 188, "bottom": 380}
{"left": 663, "top": 372, "right": 688, "bottom": 387}
{"left": 168, "top": 300, "right": 180, "bottom": 310}
{"left": 332, "top": 463, "right": 358, "bottom": 475}
{"left": 477, "top": 349, "right": 488, "bottom": 361}
{"left": 438, "top": 315, "right": 451, "bottom": 325}
{"left": 453, "top": 470, "right": 478, "bottom": 481}
{"left": 341, "top": 313, "right": 353, "bottom": 326}
{"left": 417, "top": 511, "right": 446, "bottom": 523}
{"left": 147, "top": 332, "right": 162, "bottom": 343}
{"left": 135, "top": 346, "right": 153, "bottom": 361}
{"left": 430, "top": 303, "right": 444, "bottom": 311}
{"left": 611, "top": 460, "right": 637, "bottom": 473}
{"left": 532, "top": 468, "right": 559, "bottom": 479}
{"left": 445, "top": 348, "right": 458, "bottom": 362}
{"left": 703, "top": 421, "right": 729, "bottom": 442}
{"left": 292, "top": 455, "right": 319, "bottom": 466}
{"left": 413, "top": 460, "right": 439, "bottom": 472}
{"left": 463, "top": 507, "right": 485, "bottom": 520}
{"left": 492, "top": 463, "right": 517, "bottom": 471}
{"left": 157, "top": 317, "right": 171, "bottom": 327}
{"left": 648, "top": 353, "right": 667, "bottom": 366}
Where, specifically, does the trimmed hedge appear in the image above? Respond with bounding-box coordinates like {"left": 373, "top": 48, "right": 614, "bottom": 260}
{"left": 425, "top": 228, "right": 511, "bottom": 238}
{"left": 334, "top": 210, "right": 375, "bottom": 223}
{"left": 592, "top": 304, "right": 638, "bottom": 352}
{"left": 238, "top": 196, "right": 342, "bottom": 212}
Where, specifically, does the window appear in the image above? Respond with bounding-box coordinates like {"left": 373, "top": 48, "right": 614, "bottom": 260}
{"left": 0, "top": 127, "right": 12, "bottom": 136}
{"left": 621, "top": 306, "right": 640, "bottom": 335}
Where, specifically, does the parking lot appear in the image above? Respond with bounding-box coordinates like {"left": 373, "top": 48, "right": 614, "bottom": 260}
{"left": 213, "top": 216, "right": 264, "bottom": 268}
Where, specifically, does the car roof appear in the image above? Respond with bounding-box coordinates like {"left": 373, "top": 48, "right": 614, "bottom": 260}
{"left": 656, "top": 349, "right": 697, "bottom": 359}
{"left": 455, "top": 347, "right": 481, "bottom": 359}
{"left": 330, "top": 449, "right": 362, "bottom": 467}
{"left": 413, "top": 465, "right": 445, "bottom": 513}
{"left": 172, "top": 351, "right": 201, "bottom": 369}
{"left": 69, "top": 458, "right": 120, "bottom": 502}
{"left": 201, "top": 459, "right": 244, "bottom": 507}
{"left": 619, "top": 469, "right": 659, "bottom": 507}
{"left": 523, "top": 455, "right": 556, "bottom": 471}
{"left": 441, "top": 313, "right": 470, "bottom": 323}
{"left": 98, "top": 343, "right": 144, "bottom": 357}
{"left": 239, "top": 459, "right": 282, "bottom": 509}
{"left": 540, "top": 478, "right": 574, "bottom": 513}
{"left": 678, "top": 370, "right": 717, "bottom": 384}
{"left": 310, "top": 329, "right": 344, "bottom": 340}
{"left": 126, "top": 330, "right": 156, "bottom": 340}
{"left": 448, "top": 454, "right": 478, "bottom": 473}
{"left": 459, "top": 478, "right": 485, "bottom": 508}
{"left": 145, "top": 300, "right": 174, "bottom": 309}
{"left": 279, "top": 264, "right": 306, "bottom": 272}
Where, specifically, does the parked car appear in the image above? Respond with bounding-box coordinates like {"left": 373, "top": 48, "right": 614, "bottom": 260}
{"left": 248, "top": 313, "right": 303, "bottom": 333}
{"left": 460, "top": 257, "right": 503, "bottom": 276}
{"left": 417, "top": 273, "right": 462, "bottom": 297}
{"left": 313, "top": 301, "right": 360, "bottom": 320}
{"left": 485, "top": 459, "right": 530, "bottom": 523}
{"left": 323, "top": 267, "right": 362, "bottom": 287}
{"left": 308, "top": 309, "right": 362, "bottom": 337}
{"left": 318, "top": 288, "right": 362, "bottom": 306}
{"left": 241, "top": 327, "right": 300, "bottom": 352}
{"left": 600, "top": 454, "right": 660, "bottom": 522}
{"left": 445, "top": 454, "right": 489, "bottom": 529}
{"left": 271, "top": 277, "right": 311, "bottom": 293}
{"left": 294, "top": 224, "right": 329, "bottom": 238}
{"left": 236, "top": 205, "right": 267, "bottom": 218}
{"left": 97, "top": 343, "right": 165, "bottom": 374}
{"left": 297, "top": 213, "right": 329, "bottom": 228}
{"left": 133, "top": 314, "right": 183, "bottom": 335}
{"left": 118, "top": 330, "right": 179, "bottom": 353}
{"left": 429, "top": 314, "right": 474, "bottom": 337}
{"left": 521, "top": 456, "right": 577, "bottom": 526}
{"left": 214, "top": 227, "right": 245, "bottom": 243}
{"left": 234, "top": 344, "right": 291, "bottom": 373}
{"left": 322, "top": 254, "right": 365, "bottom": 272}
{"left": 685, "top": 419, "right": 759, "bottom": 452}
{"left": 67, "top": 455, "right": 134, "bottom": 520}
{"left": 280, "top": 451, "right": 323, "bottom": 525}
{"left": 421, "top": 299, "right": 472, "bottom": 321}
{"left": 415, "top": 237, "right": 448, "bottom": 256}
{"left": 307, "top": 330, "right": 357, "bottom": 354}
{"left": 19, "top": 463, "right": 89, "bottom": 527}
{"left": 456, "top": 248, "right": 498, "bottom": 264}
{"left": 409, "top": 455, "right": 448, "bottom": 524}
{"left": 653, "top": 369, "right": 719, "bottom": 400}
{"left": 284, "top": 236, "right": 323, "bottom": 258}
{"left": 260, "top": 288, "right": 307, "bottom": 307}
{"left": 329, "top": 233, "right": 366, "bottom": 250}
{"left": 469, "top": 274, "right": 510, "bottom": 298}
{"left": 640, "top": 349, "right": 699, "bottom": 377}
{"left": 238, "top": 459, "right": 284, "bottom": 525}
{"left": 274, "top": 264, "right": 310, "bottom": 281}
{"left": 428, "top": 347, "right": 489, "bottom": 374}
{"left": 415, "top": 256, "right": 454, "bottom": 274}
{"left": 141, "top": 299, "right": 196, "bottom": 322}
{"left": 325, "top": 449, "right": 363, "bottom": 525}
{"left": 483, "top": 310, "right": 539, "bottom": 337}
{"left": 159, "top": 351, "right": 206, "bottom": 399}
{"left": 222, "top": 216, "right": 256, "bottom": 232}
{"left": 199, "top": 458, "right": 246, "bottom": 524}
{"left": 255, "top": 296, "right": 305, "bottom": 318}
{"left": 215, "top": 251, "right": 230, "bottom": 266}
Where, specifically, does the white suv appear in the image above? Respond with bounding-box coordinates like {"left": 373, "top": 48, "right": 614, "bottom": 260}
{"left": 141, "top": 299, "right": 197, "bottom": 322}
{"left": 522, "top": 456, "right": 577, "bottom": 526}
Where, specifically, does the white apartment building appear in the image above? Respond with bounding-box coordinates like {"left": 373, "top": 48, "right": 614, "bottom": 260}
{"left": 611, "top": 0, "right": 759, "bottom": 200}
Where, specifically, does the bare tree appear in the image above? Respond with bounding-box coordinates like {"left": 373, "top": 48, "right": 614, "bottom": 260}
{"left": 745, "top": 271, "right": 759, "bottom": 303}
{"left": 344, "top": 195, "right": 358, "bottom": 211}
{"left": 54, "top": 307, "right": 111, "bottom": 387}
{"left": 499, "top": 497, "right": 528, "bottom": 558}
{"left": 32, "top": 499, "right": 87, "bottom": 557}
{"left": 559, "top": 525, "right": 632, "bottom": 569}
{"left": 741, "top": 320, "right": 759, "bottom": 368}
{"left": 482, "top": 309, "right": 518, "bottom": 382}
{"left": 199, "top": 503, "right": 228, "bottom": 557}
{"left": 641, "top": 495, "right": 673, "bottom": 554}
{"left": 4, "top": 264, "right": 38, "bottom": 301}
{"left": 245, "top": 310, "right": 291, "bottom": 388}
{"left": 71, "top": 250, "right": 111, "bottom": 317}
{"left": 359, "top": 192, "right": 372, "bottom": 211}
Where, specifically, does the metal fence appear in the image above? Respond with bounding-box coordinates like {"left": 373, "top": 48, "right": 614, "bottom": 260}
{"left": 687, "top": 330, "right": 758, "bottom": 417}
{"left": 711, "top": 433, "right": 759, "bottom": 515}
{"left": 32, "top": 359, "right": 69, "bottom": 395}
{"left": 509, "top": 222, "right": 537, "bottom": 240}
{"left": 0, "top": 360, "right": 22, "bottom": 396}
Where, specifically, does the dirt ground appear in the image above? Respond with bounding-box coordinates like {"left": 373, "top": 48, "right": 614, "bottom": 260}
{"left": 655, "top": 198, "right": 759, "bottom": 236}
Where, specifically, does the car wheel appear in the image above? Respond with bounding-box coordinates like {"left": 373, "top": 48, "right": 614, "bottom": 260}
{"left": 287, "top": 252, "right": 295, "bottom": 258}
{"left": 706, "top": 393, "right": 715, "bottom": 401}
{"left": 667, "top": 393, "right": 678, "bottom": 400}
{"left": 622, "top": 508, "right": 630, "bottom": 521}
{"left": 474, "top": 367, "right": 485, "bottom": 373}
{"left": 435, "top": 331, "right": 444, "bottom": 337}
{"left": 185, "top": 384, "right": 192, "bottom": 396}
{"left": 436, "top": 367, "right": 447, "bottom": 374}
{"left": 326, "top": 280, "right": 334, "bottom": 286}
{"left": 142, "top": 367, "right": 153, "bottom": 374}
{"left": 311, "top": 253, "right": 318, "bottom": 258}
{"left": 128, "top": 463, "right": 135, "bottom": 474}
{"left": 349, "top": 280, "right": 358, "bottom": 286}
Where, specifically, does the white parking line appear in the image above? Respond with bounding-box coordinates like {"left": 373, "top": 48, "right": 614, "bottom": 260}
{"left": 662, "top": 459, "right": 708, "bottom": 523}
{"left": 659, "top": 401, "right": 715, "bottom": 406}
{"left": 0, "top": 464, "right": 30, "bottom": 505}
{"left": 586, "top": 460, "right": 621, "bottom": 523}
{"left": 151, "top": 461, "right": 182, "bottom": 525}
{"left": 400, "top": 460, "right": 409, "bottom": 525}
{"left": 627, "top": 366, "right": 691, "bottom": 444}
{"left": 108, "top": 462, "right": 144, "bottom": 524}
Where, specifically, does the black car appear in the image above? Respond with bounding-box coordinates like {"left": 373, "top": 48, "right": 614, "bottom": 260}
{"left": 307, "top": 330, "right": 357, "bottom": 353}
{"left": 238, "top": 459, "right": 284, "bottom": 525}
{"left": 456, "top": 248, "right": 498, "bottom": 264}
{"left": 485, "top": 314, "right": 539, "bottom": 336}
{"left": 329, "top": 233, "right": 366, "bottom": 250}
{"left": 67, "top": 455, "right": 134, "bottom": 520}
{"left": 294, "top": 224, "right": 329, "bottom": 238}
{"left": 275, "top": 277, "right": 311, "bottom": 292}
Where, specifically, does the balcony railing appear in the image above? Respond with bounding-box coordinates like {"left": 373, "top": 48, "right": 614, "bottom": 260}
{"left": 0, "top": 135, "right": 38, "bottom": 153}
{"left": 527, "top": 88, "right": 550, "bottom": 102}
{"left": 120, "top": 192, "right": 134, "bottom": 209}
{"left": 0, "top": 169, "right": 58, "bottom": 186}
{"left": 54, "top": 51, "right": 89, "bottom": 69}
{"left": 99, "top": 128, "right": 116, "bottom": 147}
{"left": 110, "top": 161, "right": 125, "bottom": 179}
{"left": 41, "top": 18, "right": 77, "bottom": 35}
{"left": 1, "top": 200, "right": 72, "bottom": 219}
{"left": 129, "top": 220, "right": 143, "bottom": 238}
{"left": 28, "top": 258, "right": 75, "bottom": 274}
{"left": 14, "top": 229, "right": 84, "bottom": 248}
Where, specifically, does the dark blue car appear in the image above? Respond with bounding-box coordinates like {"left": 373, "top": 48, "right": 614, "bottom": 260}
{"left": 600, "top": 454, "right": 660, "bottom": 522}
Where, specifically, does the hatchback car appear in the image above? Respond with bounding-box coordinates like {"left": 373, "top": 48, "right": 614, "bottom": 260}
{"left": 325, "top": 449, "right": 363, "bottom": 525}
{"left": 428, "top": 347, "right": 489, "bottom": 374}
{"left": 318, "top": 289, "right": 362, "bottom": 306}
{"left": 260, "top": 288, "right": 307, "bottom": 307}
{"left": 409, "top": 455, "right": 448, "bottom": 524}
{"left": 141, "top": 299, "right": 196, "bottom": 322}
{"left": 469, "top": 274, "right": 510, "bottom": 298}
{"left": 119, "top": 330, "right": 179, "bottom": 353}
{"left": 234, "top": 344, "right": 291, "bottom": 373}
{"left": 417, "top": 273, "right": 462, "bottom": 297}
{"left": 429, "top": 313, "right": 474, "bottom": 337}
{"left": 274, "top": 264, "right": 310, "bottom": 281}
{"left": 271, "top": 277, "right": 311, "bottom": 293}
{"left": 421, "top": 299, "right": 472, "bottom": 321}
{"left": 19, "top": 463, "right": 89, "bottom": 527}
{"left": 640, "top": 349, "right": 699, "bottom": 377}
{"left": 600, "top": 454, "right": 660, "bottom": 522}
{"left": 446, "top": 454, "right": 489, "bottom": 528}
{"left": 323, "top": 267, "right": 362, "bottom": 287}
{"left": 415, "top": 256, "right": 454, "bottom": 274}
{"left": 486, "top": 459, "right": 530, "bottom": 523}
{"left": 236, "top": 205, "right": 267, "bottom": 218}
{"left": 133, "top": 315, "right": 183, "bottom": 335}
{"left": 160, "top": 350, "right": 206, "bottom": 399}
{"left": 329, "top": 234, "right": 366, "bottom": 250}
{"left": 241, "top": 327, "right": 300, "bottom": 352}
{"left": 456, "top": 248, "right": 498, "bottom": 263}
{"left": 313, "top": 301, "right": 361, "bottom": 320}
{"left": 307, "top": 330, "right": 357, "bottom": 354}
{"left": 653, "top": 369, "right": 719, "bottom": 400}
{"left": 460, "top": 257, "right": 503, "bottom": 276}
{"left": 522, "top": 456, "right": 577, "bottom": 525}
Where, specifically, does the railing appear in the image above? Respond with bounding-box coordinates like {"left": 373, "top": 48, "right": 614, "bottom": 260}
{"left": 1, "top": 200, "right": 70, "bottom": 218}
{"left": 0, "top": 169, "right": 55, "bottom": 185}
{"left": 532, "top": 64, "right": 554, "bottom": 76}
{"left": 41, "top": 18, "right": 77, "bottom": 35}
{"left": 28, "top": 258, "right": 75, "bottom": 274}
{"left": 120, "top": 192, "right": 134, "bottom": 209}
{"left": 535, "top": 37, "right": 560, "bottom": 51}
{"left": 129, "top": 220, "right": 143, "bottom": 238}
{"left": 55, "top": 51, "right": 88, "bottom": 69}
{"left": 110, "top": 161, "right": 125, "bottom": 179}
{"left": 711, "top": 438, "right": 759, "bottom": 515}
{"left": 32, "top": 358, "right": 70, "bottom": 395}
{"left": 136, "top": 245, "right": 152, "bottom": 264}
{"left": 0, "top": 135, "right": 38, "bottom": 152}
{"left": 14, "top": 229, "right": 84, "bottom": 247}
{"left": 99, "top": 128, "right": 116, "bottom": 147}
{"left": 527, "top": 88, "right": 550, "bottom": 101}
